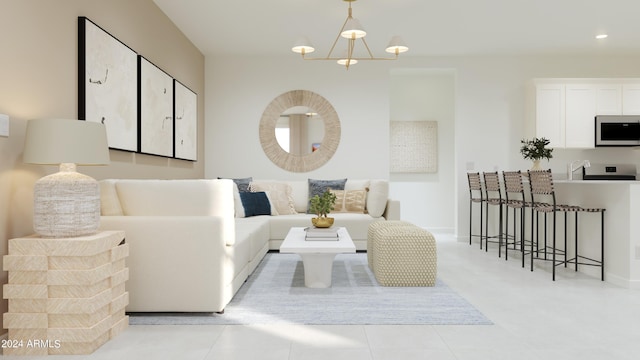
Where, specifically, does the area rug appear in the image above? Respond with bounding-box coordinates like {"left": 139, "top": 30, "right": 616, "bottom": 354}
{"left": 129, "top": 253, "right": 492, "bottom": 325}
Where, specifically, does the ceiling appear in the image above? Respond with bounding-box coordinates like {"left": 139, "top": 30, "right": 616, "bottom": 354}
{"left": 153, "top": 0, "right": 640, "bottom": 57}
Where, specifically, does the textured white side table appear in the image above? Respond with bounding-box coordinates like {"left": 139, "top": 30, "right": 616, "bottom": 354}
{"left": 2, "top": 231, "right": 128, "bottom": 355}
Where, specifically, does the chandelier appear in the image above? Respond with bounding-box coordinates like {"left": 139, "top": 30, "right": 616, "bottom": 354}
{"left": 291, "top": 0, "right": 409, "bottom": 70}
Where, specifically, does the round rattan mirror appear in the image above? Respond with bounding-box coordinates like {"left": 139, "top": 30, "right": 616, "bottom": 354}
{"left": 259, "top": 90, "right": 340, "bottom": 172}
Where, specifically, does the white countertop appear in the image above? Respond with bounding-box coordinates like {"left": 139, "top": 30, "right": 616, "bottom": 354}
{"left": 554, "top": 179, "right": 640, "bottom": 184}
{"left": 522, "top": 174, "right": 639, "bottom": 184}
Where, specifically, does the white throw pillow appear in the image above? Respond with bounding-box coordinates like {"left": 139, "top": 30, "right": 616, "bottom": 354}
{"left": 249, "top": 181, "right": 297, "bottom": 215}
{"left": 99, "top": 180, "right": 123, "bottom": 216}
{"left": 263, "top": 191, "right": 280, "bottom": 216}
{"left": 367, "top": 180, "right": 389, "bottom": 218}
{"left": 232, "top": 183, "right": 245, "bottom": 218}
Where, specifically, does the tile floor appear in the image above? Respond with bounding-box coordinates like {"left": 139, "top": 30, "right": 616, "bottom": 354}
{"left": 3, "top": 233, "right": 639, "bottom": 359}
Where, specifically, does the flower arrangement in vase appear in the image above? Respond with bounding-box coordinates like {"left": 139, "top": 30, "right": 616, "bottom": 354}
{"left": 309, "top": 189, "right": 337, "bottom": 228}
{"left": 520, "top": 137, "right": 553, "bottom": 170}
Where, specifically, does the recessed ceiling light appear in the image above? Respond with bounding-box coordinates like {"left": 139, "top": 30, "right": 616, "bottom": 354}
{"left": 596, "top": 34, "right": 608, "bottom": 40}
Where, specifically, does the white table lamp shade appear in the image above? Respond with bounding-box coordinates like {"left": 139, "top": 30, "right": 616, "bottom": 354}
{"left": 23, "top": 119, "right": 110, "bottom": 237}
{"left": 24, "top": 119, "right": 110, "bottom": 165}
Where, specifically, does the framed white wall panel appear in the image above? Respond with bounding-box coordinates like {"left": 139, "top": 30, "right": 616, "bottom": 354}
{"left": 174, "top": 80, "right": 197, "bottom": 161}
{"left": 78, "top": 17, "right": 138, "bottom": 152}
{"left": 390, "top": 121, "right": 438, "bottom": 173}
{"left": 139, "top": 56, "right": 174, "bottom": 157}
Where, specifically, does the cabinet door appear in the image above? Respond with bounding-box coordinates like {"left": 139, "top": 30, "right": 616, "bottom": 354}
{"left": 596, "top": 84, "right": 622, "bottom": 115}
{"left": 622, "top": 84, "right": 640, "bottom": 114}
{"left": 565, "top": 84, "right": 596, "bottom": 148}
{"left": 536, "top": 84, "right": 565, "bottom": 148}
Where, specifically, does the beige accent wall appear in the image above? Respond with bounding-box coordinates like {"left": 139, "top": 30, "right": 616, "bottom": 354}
{"left": 0, "top": 0, "right": 205, "bottom": 331}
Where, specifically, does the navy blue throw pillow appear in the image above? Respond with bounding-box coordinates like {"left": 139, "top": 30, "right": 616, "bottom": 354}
{"left": 239, "top": 192, "right": 271, "bottom": 217}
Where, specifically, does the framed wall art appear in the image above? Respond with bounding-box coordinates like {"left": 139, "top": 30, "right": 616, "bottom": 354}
{"left": 390, "top": 121, "right": 438, "bottom": 173}
{"left": 138, "top": 56, "right": 174, "bottom": 157}
{"left": 173, "top": 80, "right": 197, "bottom": 161}
{"left": 78, "top": 16, "right": 138, "bottom": 152}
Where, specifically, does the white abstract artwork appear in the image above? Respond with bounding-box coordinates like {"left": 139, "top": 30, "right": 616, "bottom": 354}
{"left": 139, "top": 56, "right": 174, "bottom": 157}
{"left": 79, "top": 17, "right": 137, "bottom": 152}
{"left": 390, "top": 121, "right": 438, "bottom": 173}
{"left": 174, "top": 80, "right": 197, "bottom": 161}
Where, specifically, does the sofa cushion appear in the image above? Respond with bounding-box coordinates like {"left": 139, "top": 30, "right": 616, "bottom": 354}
{"left": 235, "top": 216, "right": 270, "bottom": 259}
{"left": 249, "top": 181, "right": 297, "bottom": 215}
{"left": 239, "top": 192, "right": 273, "bottom": 217}
{"left": 269, "top": 214, "right": 316, "bottom": 240}
{"left": 307, "top": 178, "right": 347, "bottom": 213}
{"left": 115, "top": 179, "right": 234, "bottom": 217}
{"left": 99, "top": 180, "right": 123, "bottom": 216}
{"left": 226, "top": 228, "right": 251, "bottom": 283}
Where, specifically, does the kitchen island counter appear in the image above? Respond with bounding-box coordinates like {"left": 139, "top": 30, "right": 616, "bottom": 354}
{"left": 551, "top": 180, "right": 640, "bottom": 288}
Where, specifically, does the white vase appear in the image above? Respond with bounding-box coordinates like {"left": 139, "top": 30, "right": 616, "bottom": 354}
{"left": 531, "top": 159, "right": 542, "bottom": 171}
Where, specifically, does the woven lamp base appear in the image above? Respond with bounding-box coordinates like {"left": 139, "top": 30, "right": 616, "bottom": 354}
{"left": 33, "top": 163, "right": 100, "bottom": 238}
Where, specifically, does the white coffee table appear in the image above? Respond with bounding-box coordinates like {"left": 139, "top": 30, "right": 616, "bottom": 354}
{"left": 279, "top": 227, "right": 356, "bottom": 288}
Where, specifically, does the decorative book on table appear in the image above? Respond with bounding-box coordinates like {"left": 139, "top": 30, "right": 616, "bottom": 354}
{"left": 305, "top": 226, "right": 339, "bottom": 241}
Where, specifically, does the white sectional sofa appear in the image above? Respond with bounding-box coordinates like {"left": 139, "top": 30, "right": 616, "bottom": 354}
{"left": 98, "top": 178, "right": 399, "bottom": 313}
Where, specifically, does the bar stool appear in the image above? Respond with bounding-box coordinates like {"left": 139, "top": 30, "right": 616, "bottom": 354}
{"left": 482, "top": 172, "right": 505, "bottom": 256}
{"left": 502, "top": 170, "right": 528, "bottom": 266}
{"left": 527, "top": 170, "right": 606, "bottom": 281}
{"left": 466, "top": 172, "right": 484, "bottom": 248}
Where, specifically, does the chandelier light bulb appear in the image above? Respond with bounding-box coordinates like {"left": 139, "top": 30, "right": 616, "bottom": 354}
{"left": 291, "top": 36, "right": 315, "bottom": 54}
{"left": 385, "top": 36, "right": 409, "bottom": 54}
{"left": 337, "top": 58, "right": 358, "bottom": 66}
{"left": 341, "top": 18, "right": 366, "bottom": 39}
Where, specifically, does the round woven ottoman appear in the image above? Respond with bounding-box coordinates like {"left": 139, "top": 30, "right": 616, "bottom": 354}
{"left": 371, "top": 225, "right": 437, "bottom": 287}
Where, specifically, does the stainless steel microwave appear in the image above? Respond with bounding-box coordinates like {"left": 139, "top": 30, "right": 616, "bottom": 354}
{"left": 595, "top": 115, "right": 640, "bottom": 146}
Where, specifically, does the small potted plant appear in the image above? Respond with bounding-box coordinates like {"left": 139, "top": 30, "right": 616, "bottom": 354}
{"left": 309, "top": 189, "right": 337, "bottom": 228}
{"left": 520, "top": 137, "right": 553, "bottom": 170}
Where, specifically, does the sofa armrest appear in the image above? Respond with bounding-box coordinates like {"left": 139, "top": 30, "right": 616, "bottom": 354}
{"left": 99, "top": 216, "right": 228, "bottom": 312}
{"left": 383, "top": 199, "right": 401, "bottom": 220}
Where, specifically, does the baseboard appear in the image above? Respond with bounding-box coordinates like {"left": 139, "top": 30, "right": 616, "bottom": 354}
{"left": 605, "top": 272, "right": 640, "bottom": 289}
{"left": 423, "top": 227, "right": 455, "bottom": 234}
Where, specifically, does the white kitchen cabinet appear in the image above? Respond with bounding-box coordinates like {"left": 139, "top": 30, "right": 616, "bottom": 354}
{"left": 622, "top": 84, "right": 640, "bottom": 114}
{"left": 596, "top": 84, "right": 622, "bottom": 115}
{"left": 535, "top": 79, "right": 640, "bottom": 149}
{"left": 565, "top": 84, "right": 596, "bottom": 148}
{"left": 535, "top": 83, "right": 565, "bottom": 147}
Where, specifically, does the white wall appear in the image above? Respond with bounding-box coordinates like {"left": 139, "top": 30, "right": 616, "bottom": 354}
{"left": 0, "top": 0, "right": 205, "bottom": 333}
{"left": 389, "top": 69, "right": 456, "bottom": 231}
{"left": 204, "top": 53, "right": 640, "bottom": 237}
{"left": 205, "top": 56, "right": 393, "bottom": 180}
